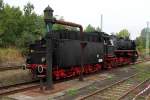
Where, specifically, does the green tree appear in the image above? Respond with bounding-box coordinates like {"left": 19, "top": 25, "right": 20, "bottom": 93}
{"left": 0, "top": 0, "right": 4, "bottom": 11}
{"left": 0, "top": 0, "right": 4, "bottom": 35}
{"left": 0, "top": 2, "right": 45, "bottom": 48}
{"left": 23, "top": 2, "right": 34, "bottom": 16}
{"left": 136, "top": 27, "right": 150, "bottom": 52}
{"left": 52, "top": 24, "right": 65, "bottom": 30}
{"left": 117, "top": 29, "right": 130, "bottom": 38}
{"left": 141, "top": 27, "right": 150, "bottom": 38}
{"left": 52, "top": 16, "right": 65, "bottom": 30}
{"left": 0, "top": 4, "right": 23, "bottom": 47}
{"left": 19, "top": 2, "right": 45, "bottom": 47}
{"left": 136, "top": 37, "right": 145, "bottom": 50}
{"left": 95, "top": 27, "right": 101, "bottom": 32}
{"left": 84, "top": 24, "right": 96, "bottom": 32}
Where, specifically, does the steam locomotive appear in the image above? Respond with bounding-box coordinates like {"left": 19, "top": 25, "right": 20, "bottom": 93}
{"left": 26, "top": 30, "right": 138, "bottom": 80}
{"left": 25, "top": 6, "right": 138, "bottom": 80}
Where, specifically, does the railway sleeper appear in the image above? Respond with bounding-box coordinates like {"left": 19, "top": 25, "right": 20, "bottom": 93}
{"left": 112, "top": 88, "right": 131, "bottom": 92}
{"left": 106, "top": 86, "right": 132, "bottom": 91}
{"left": 94, "top": 95, "right": 112, "bottom": 99}
{"left": 106, "top": 90, "right": 126, "bottom": 94}
{"left": 101, "top": 91, "right": 124, "bottom": 96}
{"left": 97, "top": 95, "right": 117, "bottom": 99}
{"left": 116, "top": 84, "right": 134, "bottom": 88}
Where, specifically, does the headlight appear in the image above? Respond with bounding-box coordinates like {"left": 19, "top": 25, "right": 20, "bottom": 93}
{"left": 97, "top": 54, "right": 99, "bottom": 58}
{"left": 30, "top": 49, "right": 34, "bottom": 53}
{"left": 41, "top": 57, "right": 46, "bottom": 62}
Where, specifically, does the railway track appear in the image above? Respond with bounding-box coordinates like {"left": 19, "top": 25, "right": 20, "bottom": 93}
{"left": 0, "top": 82, "right": 39, "bottom": 96}
{"left": 0, "top": 65, "right": 23, "bottom": 71}
{"left": 146, "top": 93, "right": 150, "bottom": 100}
{"left": 0, "top": 58, "right": 149, "bottom": 96}
{"left": 120, "top": 77, "right": 150, "bottom": 100}
{"left": 79, "top": 72, "right": 150, "bottom": 100}
{"left": 131, "top": 82, "right": 150, "bottom": 100}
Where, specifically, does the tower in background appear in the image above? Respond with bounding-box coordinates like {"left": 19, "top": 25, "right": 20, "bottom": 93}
{"left": 146, "top": 21, "right": 149, "bottom": 57}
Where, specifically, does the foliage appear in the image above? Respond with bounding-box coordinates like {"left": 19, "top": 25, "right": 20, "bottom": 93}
{"left": 52, "top": 16, "right": 77, "bottom": 31}
{"left": 117, "top": 29, "right": 130, "bottom": 38}
{"left": 23, "top": 2, "right": 34, "bottom": 16}
{"left": 52, "top": 24, "right": 65, "bottom": 30}
{"left": 136, "top": 37, "right": 145, "bottom": 51}
{"left": 84, "top": 25, "right": 101, "bottom": 32}
{"left": 0, "top": 47, "right": 23, "bottom": 63}
{"left": 95, "top": 26, "right": 101, "bottom": 32}
{"left": 0, "top": 4, "right": 23, "bottom": 47}
{"left": 0, "top": 1, "right": 45, "bottom": 48}
{"left": 141, "top": 27, "right": 150, "bottom": 38}
{"left": 67, "top": 88, "right": 78, "bottom": 96}
{"left": 0, "top": 1, "right": 103, "bottom": 51}
{"left": 84, "top": 24, "right": 96, "bottom": 32}
{"left": 0, "top": 0, "right": 4, "bottom": 11}
{"left": 136, "top": 27, "right": 150, "bottom": 52}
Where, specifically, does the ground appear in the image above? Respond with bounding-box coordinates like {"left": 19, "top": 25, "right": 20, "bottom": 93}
{"left": 0, "top": 69, "right": 33, "bottom": 88}
{"left": 0, "top": 48, "right": 24, "bottom": 67}
{"left": 1, "top": 61, "right": 150, "bottom": 100}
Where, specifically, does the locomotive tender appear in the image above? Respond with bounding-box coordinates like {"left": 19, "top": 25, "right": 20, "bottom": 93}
{"left": 26, "top": 6, "right": 138, "bottom": 80}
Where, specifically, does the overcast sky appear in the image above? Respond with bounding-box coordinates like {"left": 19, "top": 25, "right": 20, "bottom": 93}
{"left": 4, "top": 0, "right": 150, "bottom": 39}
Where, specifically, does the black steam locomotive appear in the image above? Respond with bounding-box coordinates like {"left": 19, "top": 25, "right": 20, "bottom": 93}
{"left": 26, "top": 30, "right": 138, "bottom": 80}
{"left": 26, "top": 6, "right": 138, "bottom": 80}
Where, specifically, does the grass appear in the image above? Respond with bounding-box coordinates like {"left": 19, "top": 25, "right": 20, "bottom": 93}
{"left": 0, "top": 96, "right": 17, "bottom": 100}
{"left": 0, "top": 48, "right": 24, "bottom": 65}
{"left": 132, "top": 62, "right": 150, "bottom": 81}
{"left": 0, "top": 69, "right": 33, "bottom": 87}
{"left": 67, "top": 88, "right": 78, "bottom": 96}
{"left": 137, "top": 72, "right": 150, "bottom": 81}
{"left": 133, "top": 62, "right": 150, "bottom": 72}
{"left": 88, "top": 85, "right": 98, "bottom": 90}
{"left": 107, "top": 74, "right": 114, "bottom": 80}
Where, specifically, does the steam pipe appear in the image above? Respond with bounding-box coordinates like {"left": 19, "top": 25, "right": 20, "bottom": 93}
{"left": 55, "top": 20, "right": 83, "bottom": 32}
{"left": 46, "top": 19, "right": 83, "bottom": 39}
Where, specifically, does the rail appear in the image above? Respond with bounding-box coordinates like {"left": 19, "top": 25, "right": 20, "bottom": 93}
{"left": 0, "top": 82, "right": 39, "bottom": 96}
{"left": 119, "top": 77, "right": 150, "bottom": 100}
{"left": 79, "top": 73, "right": 138, "bottom": 100}
{"left": 79, "top": 72, "right": 150, "bottom": 100}
{"left": 0, "top": 65, "right": 24, "bottom": 71}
